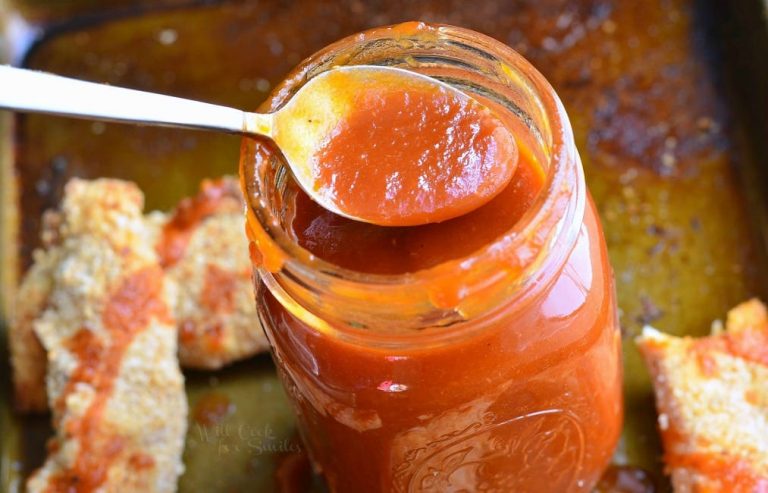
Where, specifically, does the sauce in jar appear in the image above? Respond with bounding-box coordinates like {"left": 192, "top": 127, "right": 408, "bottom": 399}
{"left": 295, "top": 130, "right": 539, "bottom": 273}
{"left": 243, "top": 22, "right": 622, "bottom": 493}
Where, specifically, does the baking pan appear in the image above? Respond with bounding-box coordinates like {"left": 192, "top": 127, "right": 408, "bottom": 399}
{"left": 2, "top": 0, "right": 767, "bottom": 491}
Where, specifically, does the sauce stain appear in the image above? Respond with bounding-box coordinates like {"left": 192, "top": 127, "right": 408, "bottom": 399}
{"left": 193, "top": 392, "right": 235, "bottom": 427}
{"left": 128, "top": 453, "right": 156, "bottom": 471}
{"left": 201, "top": 264, "right": 239, "bottom": 314}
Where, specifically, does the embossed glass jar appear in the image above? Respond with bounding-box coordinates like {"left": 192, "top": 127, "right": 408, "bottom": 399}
{"left": 242, "top": 22, "right": 622, "bottom": 493}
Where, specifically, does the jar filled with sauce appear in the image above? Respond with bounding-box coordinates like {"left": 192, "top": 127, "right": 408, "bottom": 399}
{"left": 242, "top": 22, "right": 622, "bottom": 493}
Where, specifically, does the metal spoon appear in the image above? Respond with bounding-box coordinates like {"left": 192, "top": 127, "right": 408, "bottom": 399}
{"left": 0, "top": 65, "right": 513, "bottom": 225}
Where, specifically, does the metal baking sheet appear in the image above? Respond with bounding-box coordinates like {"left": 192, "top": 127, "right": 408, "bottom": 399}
{"left": 2, "top": 0, "right": 767, "bottom": 491}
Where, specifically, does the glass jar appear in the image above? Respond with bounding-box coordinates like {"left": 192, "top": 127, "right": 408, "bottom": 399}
{"left": 241, "top": 22, "right": 622, "bottom": 493}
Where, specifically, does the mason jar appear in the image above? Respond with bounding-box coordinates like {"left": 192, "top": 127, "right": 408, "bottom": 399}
{"left": 241, "top": 22, "right": 622, "bottom": 493}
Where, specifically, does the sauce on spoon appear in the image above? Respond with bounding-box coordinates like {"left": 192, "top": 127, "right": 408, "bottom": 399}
{"left": 308, "top": 69, "right": 518, "bottom": 226}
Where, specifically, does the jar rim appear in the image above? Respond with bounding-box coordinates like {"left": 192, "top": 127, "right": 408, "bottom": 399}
{"left": 242, "top": 22, "right": 585, "bottom": 338}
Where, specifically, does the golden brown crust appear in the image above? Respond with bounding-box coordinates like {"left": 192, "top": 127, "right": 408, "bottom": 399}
{"left": 26, "top": 179, "right": 186, "bottom": 493}
{"left": 637, "top": 299, "right": 768, "bottom": 493}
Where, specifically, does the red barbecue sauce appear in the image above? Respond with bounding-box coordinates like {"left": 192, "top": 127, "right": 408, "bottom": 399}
{"left": 311, "top": 81, "right": 518, "bottom": 227}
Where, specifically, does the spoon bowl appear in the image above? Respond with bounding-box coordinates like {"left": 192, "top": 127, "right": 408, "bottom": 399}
{"left": 263, "top": 66, "right": 518, "bottom": 226}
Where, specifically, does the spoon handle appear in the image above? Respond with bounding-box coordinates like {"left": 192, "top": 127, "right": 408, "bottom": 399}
{"left": 0, "top": 65, "right": 271, "bottom": 135}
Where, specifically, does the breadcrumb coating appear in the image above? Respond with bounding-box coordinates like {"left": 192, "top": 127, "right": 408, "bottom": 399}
{"left": 637, "top": 299, "right": 768, "bottom": 493}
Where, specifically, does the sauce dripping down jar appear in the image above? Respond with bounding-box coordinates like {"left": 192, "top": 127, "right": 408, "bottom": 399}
{"left": 242, "top": 22, "right": 622, "bottom": 493}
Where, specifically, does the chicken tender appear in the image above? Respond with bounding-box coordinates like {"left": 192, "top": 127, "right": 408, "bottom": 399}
{"left": 26, "top": 179, "right": 187, "bottom": 493}
{"left": 152, "top": 177, "right": 267, "bottom": 369}
{"left": 637, "top": 299, "right": 768, "bottom": 493}
{"left": 10, "top": 177, "right": 267, "bottom": 412}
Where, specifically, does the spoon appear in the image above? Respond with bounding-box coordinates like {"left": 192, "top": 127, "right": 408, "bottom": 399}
{"left": 0, "top": 65, "right": 517, "bottom": 226}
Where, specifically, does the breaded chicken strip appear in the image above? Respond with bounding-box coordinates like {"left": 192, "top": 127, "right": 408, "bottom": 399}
{"left": 10, "top": 177, "right": 267, "bottom": 412}
{"left": 26, "top": 179, "right": 187, "bottom": 493}
{"left": 637, "top": 299, "right": 768, "bottom": 493}
{"left": 151, "top": 177, "right": 267, "bottom": 369}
